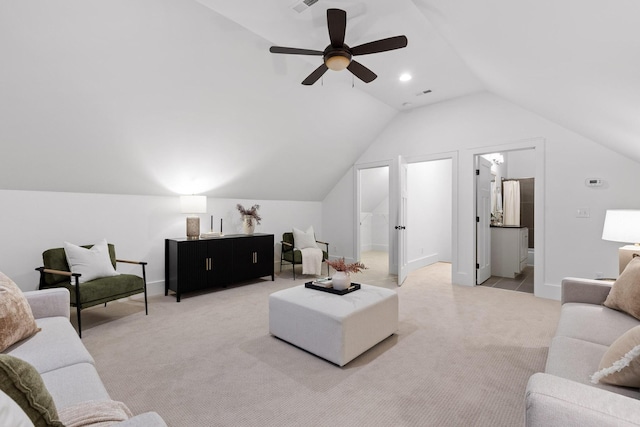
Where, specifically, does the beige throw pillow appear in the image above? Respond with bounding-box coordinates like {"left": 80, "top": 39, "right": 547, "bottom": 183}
{"left": 0, "top": 271, "right": 40, "bottom": 352}
{"left": 604, "top": 256, "right": 640, "bottom": 320}
{"left": 591, "top": 325, "right": 640, "bottom": 387}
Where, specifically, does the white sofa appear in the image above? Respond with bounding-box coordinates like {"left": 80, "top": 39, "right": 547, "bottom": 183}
{"left": 525, "top": 277, "right": 640, "bottom": 426}
{"left": 2, "top": 287, "right": 166, "bottom": 426}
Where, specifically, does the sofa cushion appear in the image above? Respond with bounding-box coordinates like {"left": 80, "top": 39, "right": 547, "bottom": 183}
{"left": 555, "top": 303, "right": 639, "bottom": 347}
{"left": 41, "top": 363, "right": 110, "bottom": 410}
{"left": 4, "top": 317, "right": 94, "bottom": 374}
{"left": 0, "top": 271, "right": 40, "bottom": 352}
{"left": 0, "top": 355, "right": 64, "bottom": 427}
{"left": 64, "top": 239, "right": 119, "bottom": 284}
{"left": 546, "top": 336, "right": 640, "bottom": 399}
{"left": 592, "top": 325, "right": 640, "bottom": 387}
{"left": 49, "top": 274, "right": 144, "bottom": 308}
{"left": 604, "top": 256, "right": 640, "bottom": 320}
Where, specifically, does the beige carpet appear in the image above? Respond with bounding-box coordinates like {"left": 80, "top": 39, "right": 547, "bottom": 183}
{"left": 78, "top": 263, "right": 560, "bottom": 426}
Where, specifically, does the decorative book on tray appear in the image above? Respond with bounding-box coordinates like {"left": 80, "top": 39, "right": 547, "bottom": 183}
{"left": 305, "top": 279, "right": 361, "bottom": 295}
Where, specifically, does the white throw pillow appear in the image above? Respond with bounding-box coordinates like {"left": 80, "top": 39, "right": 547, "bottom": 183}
{"left": 0, "top": 389, "right": 34, "bottom": 427}
{"left": 63, "top": 239, "right": 119, "bottom": 284}
{"left": 293, "top": 226, "right": 318, "bottom": 250}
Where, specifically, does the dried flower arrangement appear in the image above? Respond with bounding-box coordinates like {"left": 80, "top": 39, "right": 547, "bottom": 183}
{"left": 236, "top": 204, "right": 262, "bottom": 224}
{"left": 326, "top": 258, "right": 367, "bottom": 273}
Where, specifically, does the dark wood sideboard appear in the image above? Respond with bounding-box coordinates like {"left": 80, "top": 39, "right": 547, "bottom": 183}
{"left": 165, "top": 233, "right": 274, "bottom": 302}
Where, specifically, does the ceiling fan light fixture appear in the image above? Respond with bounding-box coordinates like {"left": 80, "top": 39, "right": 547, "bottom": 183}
{"left": 325, "top": 53, "right": 351, "bottom": 71}
{"left": 399, "top": 73, "right": 412, "bottom": 82}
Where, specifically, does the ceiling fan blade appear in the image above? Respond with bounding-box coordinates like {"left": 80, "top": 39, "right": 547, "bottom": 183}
{"left": 351, "top": 35, "right": 408, "bottom": 56}
{"left": 347, "top": 60, "right": 377, "bottom": 83}
{"left": 302, "top": 64, "right": 329, "bottom": 85}
{"left": 269, "top": 46, "right": 324, "bottom": 56}
{"left": 327, "top": 8, "right": 347, "bottom": 47}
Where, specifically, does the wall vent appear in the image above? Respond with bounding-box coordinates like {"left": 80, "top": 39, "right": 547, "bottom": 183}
{"left": 291, "top": 0, "right": 319, "bottom": 13}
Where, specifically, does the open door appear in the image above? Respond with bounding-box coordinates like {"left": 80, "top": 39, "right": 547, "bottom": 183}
{"left": 395, "top": 155, "right": 408, "bottom": 286}
{"left": 476, "top": 156, "right": 492, "bottom": 284}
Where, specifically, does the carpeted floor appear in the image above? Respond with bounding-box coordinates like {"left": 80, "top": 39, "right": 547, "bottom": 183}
{"left": 78, "top": 262, "right": 560, "bottom": 426}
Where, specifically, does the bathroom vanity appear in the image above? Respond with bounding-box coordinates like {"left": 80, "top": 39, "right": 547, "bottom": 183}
{"left": 491, "top": 226, "right": 529, "bottom": 278}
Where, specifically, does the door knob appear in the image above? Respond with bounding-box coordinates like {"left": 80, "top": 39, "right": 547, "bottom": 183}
{"left": 395, "top": 226, "right": 406, "bottom": 230}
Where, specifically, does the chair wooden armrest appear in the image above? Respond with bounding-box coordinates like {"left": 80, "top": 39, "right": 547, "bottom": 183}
{"left": 116, "top": 259, "right": 148, "bottom": 266}
{"left": 35, "top": 267, "right": 81, "bottom": 278}
{"left": 282, "top": 241, "right": 293, "bottom": 248}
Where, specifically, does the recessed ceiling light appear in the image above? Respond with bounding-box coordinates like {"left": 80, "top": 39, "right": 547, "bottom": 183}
{"left": 399, "top": 73, "right": 412, "bottom": 82}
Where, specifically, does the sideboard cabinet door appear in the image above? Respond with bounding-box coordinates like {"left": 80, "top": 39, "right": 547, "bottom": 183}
{"left": 233, "top": 235, "right": 274, "bottom": 282}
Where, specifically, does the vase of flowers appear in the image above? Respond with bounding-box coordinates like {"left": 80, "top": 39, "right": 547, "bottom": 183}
{"left": 326, "top": 258, "right": 367, "bottom": 291}
{"left": 242, "top": 216, "right": 255, "bottom": 234}
{"left": 237, "top": 204, "right": 261, "bottom": 235}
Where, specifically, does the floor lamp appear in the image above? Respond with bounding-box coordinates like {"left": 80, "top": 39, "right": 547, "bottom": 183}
{"left": 602, "top": 209, "right": 640, "bottom": 274}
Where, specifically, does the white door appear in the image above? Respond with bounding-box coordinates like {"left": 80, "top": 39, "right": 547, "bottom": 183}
{"left": 396, "top": 155, "right": 408, "bottom": 286}
{"left": 476, "top": 156, "right": 492, "bottom": 284}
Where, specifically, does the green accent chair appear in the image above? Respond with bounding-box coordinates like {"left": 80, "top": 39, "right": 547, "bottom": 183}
{"left": 36, "top": 243, "right": 148, "bottom": 338}
{"left": 280, "top": 232, "right": 329, "bottom": 279}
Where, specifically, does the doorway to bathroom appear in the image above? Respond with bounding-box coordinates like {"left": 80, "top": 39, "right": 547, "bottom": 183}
{"left": 475, "top": 148, "right": 537, "bottom": 293}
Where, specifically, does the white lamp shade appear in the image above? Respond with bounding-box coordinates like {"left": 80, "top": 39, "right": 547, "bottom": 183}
{"left": 602, "top": 210, "right": 640, "bottom": 243}
{"left": 180, "top": 195, "right": 207, "bottom": 214}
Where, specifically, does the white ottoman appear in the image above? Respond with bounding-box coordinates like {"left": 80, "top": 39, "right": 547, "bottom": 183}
{"left": 269, "top": 284, "right": 398, "bottom": 366}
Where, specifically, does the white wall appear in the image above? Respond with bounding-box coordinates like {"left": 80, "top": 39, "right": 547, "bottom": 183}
{"left": 506, "top": 149, "right": 536, "bottom": 178}
{"left": 0, "top": 190, "right": 322, "bottom": 292}
{"left": 322, "top": 91, "right": 640, "bottom": 299}
{"left": 407, "top": 159, "right": 452, "bottom": 269}
{"left": 371, "top": 198, "right": 389, "bottom": 252}
{"left": 360, "top": 212, "right": 373, "bottom": 252}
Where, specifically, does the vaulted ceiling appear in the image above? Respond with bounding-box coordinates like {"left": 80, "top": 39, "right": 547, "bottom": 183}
{"left": 1, "top": 0, "right": 638, "bottom": 201}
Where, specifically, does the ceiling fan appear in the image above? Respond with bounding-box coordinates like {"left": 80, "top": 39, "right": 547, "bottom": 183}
{"left": 269, "top": 8, "right": 408, "bottom": 85}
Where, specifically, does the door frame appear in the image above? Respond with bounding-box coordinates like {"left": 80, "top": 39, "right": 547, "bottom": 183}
{"left": 470, "top": 138, "right": 546, "bottom": 297}
{"left": 354, "top": 152, "right": 458, "bottom": 282}
{"left": 403, "top": 152, "right": 458, "bottom": 280}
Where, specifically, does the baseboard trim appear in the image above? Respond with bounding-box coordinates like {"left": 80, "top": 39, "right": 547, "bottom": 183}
{"left": 407, "top": 254, "right": 438, "bottom": 274}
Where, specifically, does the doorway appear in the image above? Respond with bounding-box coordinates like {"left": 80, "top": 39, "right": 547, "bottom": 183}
{"left": 405, "top": 159, "right": 453, "bottom": 272}
{"left": 355, "top": 154, "right": 456, "bottom": 286}
{"left": 358, "top": 166, "right": 390, "bottom": 276}
{"left": 475, "top": 148, "right": 537, "bottom": 293}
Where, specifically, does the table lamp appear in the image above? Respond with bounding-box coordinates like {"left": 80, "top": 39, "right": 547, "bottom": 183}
{"left": 602, "top": 209, "right": 640, "bottom": 274}
{"left": 180, "top": 195, "right": 207, "bottom": 240}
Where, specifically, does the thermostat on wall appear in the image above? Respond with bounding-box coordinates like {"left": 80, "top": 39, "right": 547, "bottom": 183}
{"left": 585, "top": 178, "right": 603, "bottom": 187}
